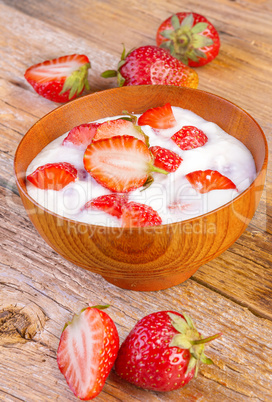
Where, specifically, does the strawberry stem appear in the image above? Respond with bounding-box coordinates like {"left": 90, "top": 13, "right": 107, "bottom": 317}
{"left": 91, "top": 304, "right": 110, "bottom": 310}
{"left": 151, "top": 165, "right": 169, "bottom": 175}
{"left": 191, "top": 332, "right": 222, "bottom": 345}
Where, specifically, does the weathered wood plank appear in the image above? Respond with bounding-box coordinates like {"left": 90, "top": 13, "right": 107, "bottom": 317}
{"left": 1, "top": 186, "right": 272, "bottom": 401}
{"left": 1, "top": 0, "right": 272, "bottom": 400}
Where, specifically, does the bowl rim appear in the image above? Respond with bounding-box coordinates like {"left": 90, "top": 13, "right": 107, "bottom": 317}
{"left": 14, "top": 85, "right": 269, "bottom": 232}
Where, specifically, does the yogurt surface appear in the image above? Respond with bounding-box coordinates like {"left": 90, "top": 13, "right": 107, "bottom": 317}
{"left": 26, "top": 106, "right": 256, "bottom": 226}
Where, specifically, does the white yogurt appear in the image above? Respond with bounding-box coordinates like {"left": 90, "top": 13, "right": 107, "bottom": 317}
{"left": 26, "top": 107, "right": 256, "bottom": 226}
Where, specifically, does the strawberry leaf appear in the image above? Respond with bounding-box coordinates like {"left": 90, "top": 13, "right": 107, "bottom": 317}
{"left": 191, "top": 22, "right": 209, "bottom": 34}
{"left": 101, "top": 69, "right": 118, "bottom": 78}
{"left": 200, "top": 354, "right": 214, "bottom": 364}
{"left": 168, "top": 312, "right": 190, "bottom": 332}
{"left": 170, "top": 334, "right": 192, "bottom": 349}
{"left": 141, "top": 175, "right": 154, "bottom": 191}
{"left": 159, "top": 29, "right": 174, "bottom": 39}
{"left": 183, "top": 312, "right": 197, "bottom": 329}
{"left": 91, "top": 304, "right": 110, "bottom": 310}
{"left": 60, "top": 63, "right": 90, "bottom": 99}
{"left": 117, "top": 71, "right": 126, "bottom": 86}
{"left": 180, "top": 14, "right": 194, "bottom": 29}
{"left": 171, "top": 14, "right": 181, "bottom": 30}
{"left": 192, "top": 34, "right": 214, "bottom": 48}
{"left": 159, "top": 41, "right": 172, "bottom": 50}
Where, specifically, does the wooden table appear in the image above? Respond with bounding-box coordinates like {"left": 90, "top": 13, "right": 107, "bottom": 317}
{"left": 0, "top": 0, "right": 271, "bottom": 401}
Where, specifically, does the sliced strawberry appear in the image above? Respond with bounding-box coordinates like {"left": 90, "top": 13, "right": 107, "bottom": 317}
{"left": 84, "top": 194, "right": 128, "bottom": 218}
{"left": 27, "top": 162, "right": 77, "bottom": 190}
{"left": 186, "top": 169, "right": 237, "bottom": 193}
{"left": 121, "top": 201, "right": 162, "bottom": 227}
{"left": 57, "top": 306, "right": 119, "bottom": 400}
{"left": 138, "top": 103, "right": 177, "bottom": 129}
{"left": 94, "top": 119, "right": 147, "bottom": 143}
{"left": 150, "top": 146, "right": 182, "bottom": 173}
{"left": 171, "top": 125, "right": 208, "bottom": 150}
{"left": 62, "top": 123, "right": 101, "bottom": 149}
{"left": 24, "top": 54, "right": 90, "bottom": 103}
{"left": 83, "top": 135, "right": 167, "bottom": 193}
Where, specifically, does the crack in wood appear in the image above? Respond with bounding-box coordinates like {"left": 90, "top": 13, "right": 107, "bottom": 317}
{"left": 0, "top": 389, "right": 25, "bottom": 401}
{"left": 191, "top": 276, "right": 272, "bottom": 321}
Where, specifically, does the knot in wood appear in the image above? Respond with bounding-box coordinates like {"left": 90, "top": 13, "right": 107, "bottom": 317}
{"left": 0, "top": 303, "right": 46, "bottom": 345}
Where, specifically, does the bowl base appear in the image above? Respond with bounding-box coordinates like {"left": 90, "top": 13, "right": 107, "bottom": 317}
{"left": 102, "top": 266, "right": 200, "bottom": 291}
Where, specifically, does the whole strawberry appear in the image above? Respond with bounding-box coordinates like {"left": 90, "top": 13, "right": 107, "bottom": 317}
{"left": 115, "top": 310, "right": 221, "bottom": 392}
{"left": 101, "top": 45, "right": 198, "bottom": 88}
{"left": 57, "top": 305, "right": 119, "bottom": 400}
{"left": 24, "top": 54, "right": 90, "bottom": 103}
{"left": 156, "top": 13, "right": 220, "bottom": 67}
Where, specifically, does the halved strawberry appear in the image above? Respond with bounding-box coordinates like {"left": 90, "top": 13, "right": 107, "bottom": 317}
{"left": 138, "top": 103, "right": 177, "bottom": 129}
{"left": 62, "top": 123, "right": 101, "bottom": 149}
{"left": 150, "top": 146, "right": 182, "bottom": 172}
{"left": 171, "top": 125, "right": 208, "bottom": 150}
{"left": 24, "top": 54, "right": 90, "bottom": 103}
{"left": 83, "top": 135, "right": 167, "bottom": 193}
{"left": 84, "top": 194, "right": 128, "bottom": 218}
{"left": 186, "top": 169, "right": 237, "bottom": 193}
{"left": 121, "top": 201, "right": 162, "bottom": 227}
{"left": 27, "top": 162, "right": 77, "bottom": 190}
{"left": 57, "top": 306, "right": 119, "bottom": 400}
{"left": 94, "top": 119, "right": 147, "bottom": 144}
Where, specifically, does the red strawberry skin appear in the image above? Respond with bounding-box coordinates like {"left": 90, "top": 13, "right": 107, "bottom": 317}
{"left": 63, "top": 123, "right": 101, "bottom": 149}
{"left": 186, "top": 169, "right": 237, "bottom": 193}
{"left": 102, "top": 45, "right": 198, "bottom": 88}
{"left": 138, "top": 103, "right": 177, "bottom": 129}
{"left": 115, "top": 311, "right": 195, "bottom": 392}
{"left": 84, "top": 194, "right": 128, "bottom": 218}
{"left": 121, "top": 202, "right": 162, "bottom": 227}
{"left": 83, "top": 135, "right": 155, "bottom": 193}
{"left": 24, "top": 54, "right": 90, "bottom": 103}
{"left": 171, "top": 126, "right": 208, "bottom": 150}
{"left": 27, "top": 162, "right": 77, "bottom": 190}
{"left": 57, "top": 306, "right": 119, "bottom": 400}
{"left": 150, "top": 146, "right": 182, "bottom": 172}
{"left": 156, "top": 13, "right": 220, "bottom": 67}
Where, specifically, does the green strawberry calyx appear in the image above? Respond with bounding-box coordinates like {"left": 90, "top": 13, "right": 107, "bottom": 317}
{"left": 101, "top": 45, "right": 133, "bottom": 87}
{"left": 62, "top": 304, "right": 110, "bottom": 332}
{"left": 168, "top": 312, "right": 222, "bottom": 377}
{"left": 159, "top": 14, "right": 214, "bottom": 65}
{"left": 60, "top": 62, "right": 91, "bottom": 99}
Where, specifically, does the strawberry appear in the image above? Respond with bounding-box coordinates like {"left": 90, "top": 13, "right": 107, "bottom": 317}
{"left": 186, "top": 169, "right": 237, "bottom": 193}
{"left": 24, "top": 54, "right": 90, "bottom": 103}
{"left": 84, "top": 194, "right": 128, "bottom": 218}
{"left": 138, "top": 103, "right": 177, "bottom": 129}
{"left": 27, "top": 162, "right": 77, "bottom": 190}
{"left": 156, "top": 13, "right": 220, "bottom": 67}
{"left": 83, "top": 135, "right": 167, "bottom": 193}
{"left": 149, "top": 146, "right": 182, "bottom": 172}
{"left": 121, "top": 202, "right": 162, "bottom": 227}
{"left": 101, "top": 45, "right": 198, "bottom": 88}
{"left": 115, "top": 310, "right": 221, "bottom": 392}
{"left": 171, "top": 125, "right": 208, "bottom": 150}
{"left": 57, "top": 305, "right": 119, "bottom": 400}
{"left": 94, "top": 119, "right": 147, "bottom": 144}
{"left": 62, "top": 123, "right": 101, "bottom": 149}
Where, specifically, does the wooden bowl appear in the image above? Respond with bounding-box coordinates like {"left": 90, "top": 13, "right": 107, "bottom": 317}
{"left": 14, "top": 86, "right": 268, "bottom": 291}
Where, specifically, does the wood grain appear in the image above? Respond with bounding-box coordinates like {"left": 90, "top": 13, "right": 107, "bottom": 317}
{"left": 0, "top": 0, "right": 272, "bottom": 400}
